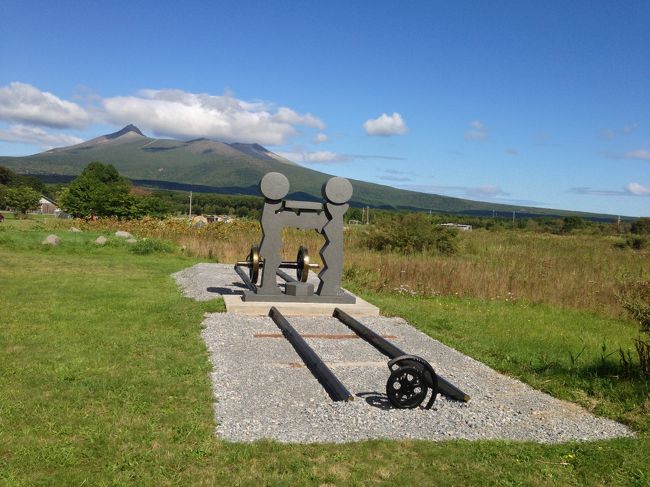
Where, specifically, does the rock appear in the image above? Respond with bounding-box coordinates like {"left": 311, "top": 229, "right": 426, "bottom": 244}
{"left": 126, "top": 238, "right": 137, "bottom": 244}
{"left": 115, "top": 231, "right": 133, "bottom": 238}
{"left": 70, "top": 227, "right": 82, "bottom": 232}
{"left": 95, "top": 236, "right": 108, "bottom": 245}
{"left": 43, "top": 234, "right": 60, "bottom": 245}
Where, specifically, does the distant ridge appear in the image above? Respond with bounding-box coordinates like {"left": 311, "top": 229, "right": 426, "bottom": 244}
{"left": 0, "top": 125, "right": 621, "bottom": 220}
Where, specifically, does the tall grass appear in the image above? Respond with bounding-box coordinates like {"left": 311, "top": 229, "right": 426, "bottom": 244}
{"left": 346, "top": 230, "right": 648, "bottom": 317}
{"left": 49, "top": 217, "right": 649, "bottom": 317}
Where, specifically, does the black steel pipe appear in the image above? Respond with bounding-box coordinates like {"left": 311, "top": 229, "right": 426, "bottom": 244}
{"left": 269, "top": 307, "right": 353, "bottom": 402}
{"left": 276, "top": 269, "right": 297, "bottom": 283}
{"left": 234, "top": 264, "right": 255, "bottom": 291}
{"left": 333, "top": 307, "right": 470, "bottom": 402}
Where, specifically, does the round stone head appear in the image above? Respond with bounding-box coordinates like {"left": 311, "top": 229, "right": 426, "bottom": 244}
{"left": 259, "top": 172, "right": 290, "bottom": 201}
{"left": 322, "top": 177, "right": 353, "bottom": 204}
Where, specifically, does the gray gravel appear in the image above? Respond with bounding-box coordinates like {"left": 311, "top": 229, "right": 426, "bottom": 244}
{"left": 173, "top": 263, "right": 245, "bottom": 301}
{"left": 175, "top": 264, "right": 635, "bottom": 444}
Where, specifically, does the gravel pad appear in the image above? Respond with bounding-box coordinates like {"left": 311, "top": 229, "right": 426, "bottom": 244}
{"left": 176, "top": 264, "right": 633, "bottom": 443}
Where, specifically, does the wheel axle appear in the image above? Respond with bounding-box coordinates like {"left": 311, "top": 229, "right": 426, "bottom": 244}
{"left": 236, "top": 245, "right": 319, "bottom": 284}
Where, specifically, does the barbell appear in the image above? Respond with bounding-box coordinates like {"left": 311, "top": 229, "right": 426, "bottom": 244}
{"left": 236, "top": 245, "right": 319, "bottom": 284}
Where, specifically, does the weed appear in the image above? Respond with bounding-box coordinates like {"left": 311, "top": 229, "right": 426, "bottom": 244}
{"left": 128, "top": 238, "right": 175, "bottom": 255}
{"left": 359, "top": 213, "right": 459, "bottom": 255}
{"left": 620, "top": 280, "right": 650, "bottom": 376}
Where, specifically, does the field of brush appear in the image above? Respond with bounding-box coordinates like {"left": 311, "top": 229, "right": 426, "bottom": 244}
{"left": 1, "top": 214, "right": 649, "bottom": 485}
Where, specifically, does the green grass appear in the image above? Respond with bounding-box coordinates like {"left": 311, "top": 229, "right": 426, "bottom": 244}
{"left": 1, "top": 224, "right": 649, "bottom": 485}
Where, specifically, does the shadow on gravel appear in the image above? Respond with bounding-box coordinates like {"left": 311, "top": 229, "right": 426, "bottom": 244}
{"left": 207, "top": 286, "right": 245, "bottom": 296}
{"left": 357, "top": 391, "right": 392, "bottom": 410}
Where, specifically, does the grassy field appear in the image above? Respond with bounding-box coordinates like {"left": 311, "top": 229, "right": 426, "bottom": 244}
{"left": 66, "top": 217, "right": 649, "bottom": 317}
{"left": 1, "top": 221, "right": 649, "bottom": 485}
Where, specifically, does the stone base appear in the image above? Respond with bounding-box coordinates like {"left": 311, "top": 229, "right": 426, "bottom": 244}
{"left": 242, "top": 289, "right": 356, "bottom": 304}
{"left": 285, "top": 282, "right": 314, "bottom": 297}
{"left": 224, "top": 291, "right": 379, "bottom": 316}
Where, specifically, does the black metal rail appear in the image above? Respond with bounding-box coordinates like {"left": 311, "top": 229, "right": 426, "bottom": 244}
{"left": 269, "top": 307, "right": 353, "bottom": 402}
{"left": 234, "top": 264, "right": 255, "bottom": 291}
{"left": 333, "top": 307, "right": 470, "bottom": 402}
{"left": 276, "top": 269, "right": 297, "bottom": 283}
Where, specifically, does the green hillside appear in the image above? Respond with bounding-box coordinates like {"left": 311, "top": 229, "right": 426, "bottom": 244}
{"left": 0, "top": 125, "right": 617, "bottom": 220}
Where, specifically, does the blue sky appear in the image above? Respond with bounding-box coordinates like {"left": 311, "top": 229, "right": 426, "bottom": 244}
{"left": 1, "top": 0, "right": 648, "bottom": 216}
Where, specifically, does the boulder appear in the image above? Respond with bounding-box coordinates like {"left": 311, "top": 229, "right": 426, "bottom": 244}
{"left": 70, "top": 227, "right": 82, "bottom": 232}
{"left": 115, "top": 231, "right": 133, "bottom": 238}
{"left": 95, "top": 236, "right": 108, "bottom": 245}
{"left": 43, "top": 234, "right": 61, "bottom": 246}
{"left": 126, "top": 238, "right": 137, "bottom": 244}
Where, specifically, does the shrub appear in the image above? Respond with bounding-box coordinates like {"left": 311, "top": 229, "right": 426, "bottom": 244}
{"left": 561, "top": 216, "right": 585, "bottom": 233}
{"left": 360, "top": 213, "right": 458, "bottom": 255}
{"left": 620, "top": 280, "right": 650, "bottom": 376}
{"left": 631, "top": 218, "right": 650, "bottom": 235}
{"left": 614, "top": 236, "right": 648, "bottom": 250}
{"left": 128, "top": 238, "right": 174, "bottom": 255}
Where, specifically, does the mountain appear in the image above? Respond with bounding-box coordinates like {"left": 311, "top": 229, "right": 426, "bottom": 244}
{"left": 0, "top": 125, "right": 616, "bottom": 219}
{"left": 229, "top": 143, "right": 297, "bottom": 165}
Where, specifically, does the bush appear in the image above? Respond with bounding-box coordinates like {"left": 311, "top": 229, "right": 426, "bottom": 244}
{"left": 631, "top": 218, "right": 650, "bottom": 235}
{"left": 614, "top": 236, "right": 648, "bottom": 250}
{"left": 561, "top": 216, "right": 585, "bottom": 233}
{"left": 128, "top": 238, "right": 174, "bottom": 255}
{"left": 360, "top": 213, "right": 458, "bottom": 255}
{"left": 620, "top": 280, "right": 650, "bottom": 376}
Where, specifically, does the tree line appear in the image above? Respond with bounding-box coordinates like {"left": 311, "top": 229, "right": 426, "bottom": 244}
{"left": 2, "top": 163, "right": 649, "bottom": 238}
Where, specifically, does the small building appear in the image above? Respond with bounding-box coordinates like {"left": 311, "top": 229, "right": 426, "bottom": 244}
{"left": 38, "top": 197, "right": 58, "bottom": 214}
{"left": 440, "top": 223, "right": 473, "bottom": 231}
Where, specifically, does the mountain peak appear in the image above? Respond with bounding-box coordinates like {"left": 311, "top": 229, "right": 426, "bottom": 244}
{"left": 105, "top": 124, "right": 145, "bottom": 139}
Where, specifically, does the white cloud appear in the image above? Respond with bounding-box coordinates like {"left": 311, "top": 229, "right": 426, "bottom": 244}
{"left": 397, "top": 183, "right": 507, "bottom": 199}
{"left": 625, "top": 182, "right": 650, "bottom": 196}
{"left": 379, "top": 174, "right": 412, "bottom": 182}
{"left": 102, "top": 89, "right": 324, "bottom": 145}
{"left": 0, "top": 124, "right": 84, "bottom": 149}
{"left": 470, "top": 184, "right": 505, "bottom": 198}
{"left": 570, "top": 183, "right": 650, "bottom": 197}
{"left": 601, "top": 128, "right": 616, "bottom": 140}
{"left": 622, "top": 123, "right": 639, "bottom": 134}
{"left": 0, "top": 82, "right": 90, "bottom": 128}
{"left": 313, "top": 132, "right": 328, "bottom": 144}
{"left": 277, "top": 151, "right": 348, "bottom": 164}
{"left": 569, "top": 187, "right": 622, "bottom": 196}
{"left": 602, "top": 123, "right": 639, "bottom": 140}
{"left": 465, "top": 120, "right": 488, "bottom": 141}
{"left": 363, "top": 112, "right": 408, "bottom": 136}
{"left": 624, "top": 149, "right": 650, "bottom": 161}
{"left": 273, "top": 107, "right": 324, "bottom": 129}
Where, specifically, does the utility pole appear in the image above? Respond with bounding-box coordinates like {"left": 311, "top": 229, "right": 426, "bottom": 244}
{"left": 512, "top": 211, "right": 515, "bottom": 228}
{"left": 189, "top": 191, "right": 193, "bottom": 217}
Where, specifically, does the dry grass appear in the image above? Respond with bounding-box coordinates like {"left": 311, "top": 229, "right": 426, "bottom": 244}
{"left": 56, "top": 218, "right": 649, "bottom": 317}
{"left": 346, "top": 230, "right": 649, "bottom": 318}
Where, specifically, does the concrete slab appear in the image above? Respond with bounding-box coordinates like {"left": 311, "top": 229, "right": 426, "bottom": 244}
{"left": 172, "top": 263, "right": 379, "bottom": 316}
{"left": 223, "top": 293, "right": 379, "bottom": 316}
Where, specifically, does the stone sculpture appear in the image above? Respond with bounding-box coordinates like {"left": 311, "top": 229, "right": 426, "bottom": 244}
{"left": 237, "top": 172, "right": 355, "bottom": 303}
